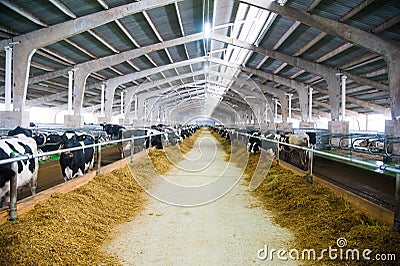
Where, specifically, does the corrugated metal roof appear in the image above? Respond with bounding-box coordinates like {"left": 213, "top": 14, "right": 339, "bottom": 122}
{"left": 0, "top": 0, "right": 399, "bottom": 120}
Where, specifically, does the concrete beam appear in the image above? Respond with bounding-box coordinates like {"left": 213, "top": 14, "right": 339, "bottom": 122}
{"left": 240, "top": 0, "right": 398, "bottom": 57}
{"left": 10, "top": 0, "right": 183, "bottom": 117}
{"left": 241, "top": 0, "right": 399, "bottom": 119}
{"left": 73, "top": 33, "right": 204, "bottom": 114}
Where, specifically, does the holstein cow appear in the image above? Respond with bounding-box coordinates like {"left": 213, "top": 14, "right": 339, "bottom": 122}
{"left": 276, "top": 133, "right": 310, "bottom": 170}
{"left": 145, "top": 128, "right": 164, "bottom": 149}
{"left": 118, "top": 128, "right": 147, "bottom": 158}
{"left": 59, "top": 131, "right": 95, "bottom": 181}
{"left": 1, "top": 126, "right": 39, "bottom": 205}
{"left": 247, "top": 131, "right": 262, "bottom": 153}
{"left": 102, "top": 123, "right": 125, "bottom": 140}
{"left": 247, "top": 131, "right": 276, "bottom": 156}
{"left": 34, "top": 132, "right": 63, "bottom": 152}
{"left": 151, "top": 124, "right": 182, "bottom": 146}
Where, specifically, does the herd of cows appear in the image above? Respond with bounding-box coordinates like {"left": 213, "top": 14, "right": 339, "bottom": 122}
{"left": 211, "top": 126, "right": 316, "bottom": 170}
{"left": 6, "top": 122, "right": 379, "bottom": 208}
{"left": 0, "top": 124, "right": 199, "bottom": 206}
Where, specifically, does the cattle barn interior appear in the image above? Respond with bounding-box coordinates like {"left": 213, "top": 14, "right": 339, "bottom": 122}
{"left": 1, "top": 0, "right": 400, "bottom": 264}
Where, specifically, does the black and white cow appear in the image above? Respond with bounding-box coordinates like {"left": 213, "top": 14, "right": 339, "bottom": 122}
{"left": 7, "top": 126, "right": 33, "bottom": 137}
{"left": 59, "top": 131, "right": 95, "bottom": 181}
{"left": 145, "top": 128, "right": 164, "bottom": 150}
{"left": 102, "top": 123, "right": 125, "bottom": 140}
{"left": 247, "top": 131, "right": 262, "bottom": 153}
{"left": 118, "top": 128, "right": 148, "bottom": 158}
{"left": 1, "top": 127, "right": 38, "bottom": 205}
{"left": 34, "top": 132, "right": 63, "bottom": 152}
{"left": 276, "top": 133, "right": 309, "bottom": 169}
{"left": 151, "top": 124, "right": 182, "bottom": 146}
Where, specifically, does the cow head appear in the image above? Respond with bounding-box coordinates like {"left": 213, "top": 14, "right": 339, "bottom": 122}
{"left": 33, "top": 133, "right": 47, "bottom": 146}
{"left": 60, "top": 131, "right": 80, "bottom": 150}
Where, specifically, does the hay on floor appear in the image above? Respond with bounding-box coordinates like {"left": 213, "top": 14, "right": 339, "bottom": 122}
{"left": 221, "top": 140, "right": 400, "bottom": 265}
{"left": 0, "top": 167, "right": 144, "bottom": 265}
{"left": 0, "top": 129, "right": 202, "bottom": 266}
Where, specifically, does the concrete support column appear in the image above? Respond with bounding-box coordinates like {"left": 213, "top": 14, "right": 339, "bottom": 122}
{"left": 12, "top": 45, "right": 35, "bottom": 114}
{"left": 385, "top": 120, "right": 400, "bottom": 163}
{"left": 387, "top": 53, "right": 400, "bottom": 120}
{"left": 278, "top": 94, "right": 288, "bottom": 124}
{"left": 286, "top": 93, "right": 293, "bottom": 123}
{"left": 326, "top": 74, "right": 341, "bottom": 121}
{"left": 100, "top": 83, "right": 105, "bottom": 116}
{"left": 120, "top": 91, "right": 124, "bottom": 115}
{"left": 274, "top": 98, "right": 279, "bottom": 122}
{"left": 136, "top": 95, "right": 146, "bottom": 122}
{"left": 104, "top": 84, "right": 117, "bottom": 122}
{"left": 146, "top": 97, "right": 158, "bottom": 123}
{"left": 308, "top": 87, "right": 313, "bottom": 122}
{"left": 265, "top": 102, "right": 269, "bottom": 124}
{"left": 384, "top": 51, "right": 400, "bottom": 161}
{"left": 97, "top": 83, "right": 107, "bottom": 124}
{"left": 67, "top": 70, "right": 74, "bottom": 114}
{"left": 65, "top": 68, "right": 90, "bottom": 127}
{"left": 121, "top": 89, "right": 136, "bottom": 123}
{"left": 72, "top": 68, "right": 90, "bottom": 116}
{"left": 298, "top": 86, "right": 309, "bottom": 122}
{"left": 4, "top": 46, "right": 12, "bottom": 111}
{"left": 135, "top": 94, "right": 138, "bottom": 119}
{"left": 5, "top": 44, "right": 35, "bottom": 127}
{"left": 341, "top": 75, "right": 347, "bottom": 121}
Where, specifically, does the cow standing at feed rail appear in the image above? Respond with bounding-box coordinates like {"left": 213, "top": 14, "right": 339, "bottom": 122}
{"left": 145, "top": 128, "right": 164, "bottom": 150}
{"left": 0, "top": 127, "right": 39, "bottom": 205}
{"left": 276, "top": 133, "right": 310, "bottom": 170}
{"left": 34, "top": 132, "right": 63, "bottom": 152}
{"left": 151, "top": 124, "right": 182, "bottom": 146}
{"left": 118, "top": 128, "right": 148, "bottom": 158}
{"left": 59, "top": 131, "right": 95, "bottom": 181}
{"left": 102, "top": 123, "right": 125, "bottom": 140}
{"left": 247, "top": 131, "right": 262, "bottom": 153}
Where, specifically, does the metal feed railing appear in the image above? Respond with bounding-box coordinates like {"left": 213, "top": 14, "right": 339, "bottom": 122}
{"left": 232, "top": 131, "right": 400, "bottom": 232}
{"left": 0, "top": 132, "right": 163, "bottom": 221}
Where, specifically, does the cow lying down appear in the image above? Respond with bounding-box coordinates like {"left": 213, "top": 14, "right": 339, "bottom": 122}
{"left": 0, "top": 126, "right": 39, "bottom": 205}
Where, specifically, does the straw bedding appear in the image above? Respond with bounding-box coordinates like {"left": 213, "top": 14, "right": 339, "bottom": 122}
{"left": 225, "top": 139, "right": 400, "bottom": 265}
{"left": 0, "top": 130, "right": 201, "bottom": 265}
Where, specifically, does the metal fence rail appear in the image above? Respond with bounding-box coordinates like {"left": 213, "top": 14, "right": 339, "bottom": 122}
{"left": 233, "top": 131, "right": 400, "bottom": 232}
{"left": 0, "top": 132, "right": 163, "bottom": 221}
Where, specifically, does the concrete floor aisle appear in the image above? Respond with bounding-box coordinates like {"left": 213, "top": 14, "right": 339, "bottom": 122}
{"left": 104, "top": 130, "right": 296, "bottom": 265}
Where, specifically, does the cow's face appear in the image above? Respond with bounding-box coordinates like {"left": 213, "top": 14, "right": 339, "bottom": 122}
{"left": 34, "top": 134, "right": 46, "bottom": 145}
{"left": 60, "top": 132, "right": 80, "bottom": 151}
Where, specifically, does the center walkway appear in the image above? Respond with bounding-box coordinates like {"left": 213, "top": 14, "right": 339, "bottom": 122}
{"left": 104, "top": 130, "right": 296, "bottom": 265}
